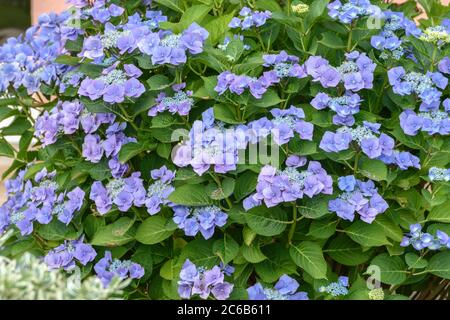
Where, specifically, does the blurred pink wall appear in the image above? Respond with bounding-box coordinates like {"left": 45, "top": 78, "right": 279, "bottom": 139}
{"left": 31, "top": 0, "right": 69, "bottom": 23}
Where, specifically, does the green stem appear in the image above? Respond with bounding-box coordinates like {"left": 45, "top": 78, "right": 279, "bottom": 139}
{"left": 353, "top": 152, "right": 360, "bottom": 174}
{"left": 430, "top": 46, "right": 437, "bottom": 71}
{"left": 287, "top": 202, "right": 298, "bottom": 245}
{"left": 347, "top": 25, "right": 353, "bottom": 52}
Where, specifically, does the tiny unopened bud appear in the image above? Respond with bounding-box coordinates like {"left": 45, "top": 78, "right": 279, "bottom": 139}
{"left": 368, "top": 288, "right": 385, "bottom": 300}
{"left": 291, "top": 1, "right": 309, "bottom": 14}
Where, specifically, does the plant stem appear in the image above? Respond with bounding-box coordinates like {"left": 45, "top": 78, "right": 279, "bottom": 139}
{"left": 287, "top": 202, "right": 298, "bottom": 245}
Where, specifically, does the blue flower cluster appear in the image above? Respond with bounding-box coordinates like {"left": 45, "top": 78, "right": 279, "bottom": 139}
{"left": 35, "top": 100, "right": 115, "bottom": 146}
{"left": 178, "top": 259, "right": 234, "bottom": 300}
{"left": 137, "top": 22, "right": 209, "bottom": 65}
{"left": 148, "top": 83, "right": 194, "bottom": 117}
{"left": 79, "top": 64, "right": 145, "bottom": 103}
{"left": 371, "top": 11, "right": 421, "bottom": 60}
{"left": 81, "top": 122, "right": 135, "bottom": 177}
{"left": 400, "top": 106, "right": 450, "bottom": 136}
{"left": 68, "top": 0, "right": 127, "bottom": 23}
{"left": 0, "top": 11, "right": 79, "bottom": 93}
{"left": 439, "top": 57, "right": 450, "bottom": 74}
{"left": 34, "top": 101, "right": 134, "bottom": 178}
{"left": 89, "top": 172, "right": 146, "bottom": 215}
{"left": 305, "top": 52, "right": 375, "bottom": 91}
{"left": 76, "top": 1, "right": 208, "bottom": 66}
{"left": 228, "top": 7, "right": 272, "bottom": 30}
{"left": 429, "top": 167, "right": 450, "bottom": 182}
{"left": 327, "top": 0, "right": 381, "bottom": 24}
{"left": 318, "top": 276, "right": 349, "bottom": 297}
{"left": 320, "top": 122, "right": 421, "bottom": 170}
{"left": 172, "top": 108, "right": 248, "bottom": 176}
{"left": 172, "top": 205, "right": 228, "bottom": 240}
{"left": 145, "top": 166, "right": 175, "bottom": 215}
{"left": 215, "top": 51, "right": 306, "bottom": 99}
{"left": 311, "top": 92, "right": 361, "bottom": 126}
{"left": 247, "top": 275, "right": 309, "bottom": 300}
{"left": 388, "top": 67, "right": 448, "bottom": 109}
{"left": 401, "top": 224, "right": 450, "bottom": 250}
{"left": 329, "top": 175, "right": 388, "bottom": 223}
{"left": 243, "top": 157, "right": 333, "bottom": 210}
{"left": 172, "top": 106, "right": 315, "bottom": 176}
{"left": 44, "top": 237, "right": 96, "bottom": 271}
{"left": 94, "top": 251, "right": 145, "bottom": 287}
{"left": 0, "top": 168, "right": 85, "bottom": 236}
{"left": 320, "top": 122, "right": 394, "bottom": 159}
{"left": 248, "top": 106, "right": 314, "bottom": 145}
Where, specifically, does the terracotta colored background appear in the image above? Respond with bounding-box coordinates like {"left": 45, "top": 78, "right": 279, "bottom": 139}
{"left": 31, "top": 0, "right": 69, "bottom": 23}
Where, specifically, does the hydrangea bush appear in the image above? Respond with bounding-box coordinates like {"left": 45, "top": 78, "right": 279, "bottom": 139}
{"left": 0, "top": 0, "right": 449, "bottom": 300}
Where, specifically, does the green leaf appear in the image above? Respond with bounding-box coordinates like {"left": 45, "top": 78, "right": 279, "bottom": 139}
{"left": 0, "top": 138, "right": 15, "bottom": 158}
{"left": 324, "top": 235, "right": 373, "bottom": 266}
{"left": 307, "top": 218, "right": 337, "bottom": 239}
{"left": 207, "top": 177, "right": 235, "bottom": 200}
{"left": 80, "top": 98, "right": 113, "bottom": 113}
{"left": 256, "top": 0, "right": 282, "bottom": 12}
{"left": 318, "top": 31, "right": 345, "bottom": 49}
{"left": 373, "top": 215, "right": 404, "bottom": 242}
{"left": 245, "top": 206, "right": 288, "bottom": 236}
{"left": 161, "top": 5, "right": 211, "bottom": 32}
{"left": 54, "top": 55, "right": 81, "bottom": 66}
{"left": 132, "top": 91, "right": 158, "bottom": 116}
{"left": 147, "top": 75, "right": 172, "bottom": 91}
{"left": 234, "top": 171, "right": 258, "bottom": 201}
{"left": 297, "top": 195, "right": 331, "bottom": 219}
{"left": 370, "top": 253, "right": 407, "bottom": 285}
{"left": 91, "top": 217, "right": 136, "bottom": 246}
{"left": 153, "top": 0, "right": 184, "bottom": 13}
{"left": 249, "top": 89, "right": 283, "bottom": 108}
{"left": 405, "top": 253, "right": 428, "bottom": 269}
{"left": 37, "top": 220, "right": 80, "bottom": 241}
{"left": 178, "top": 239, "right": 219, "bottom": 270}
{"left": 168, "top": 184, "right": 213, "bottom": 206}
{"left": 156, "top": 143, "right": 172, "bottom": 159}
{"left": 426, "top": 252, "right": 450, "bottom": 279}
{"left": 78, "top": 63, "right": 105, "bottom": 78}
{"left": 359, "top": 158, "right": 388, "bottom": 181}
{"left": 2, "top": 117, "right": 31, "bottom": 136}
{"left": 151, "top": 113, "right": 178, "bottom": 128}
{"left": 132, "top": 246, "right": 153, "bottom": 279}
{"left": 306, "top": 0, "right": 328, "bottom": 21}
{"left": 160, "top": 259, "right": 175, "bottom": 280}
{"left": 242, "top": 243, "right": 268, "bottom": 263}
{"left": 224, "top": 39, "right": 244, "bottom": 62}
{"left": 135, "top": 215, "right": 176, "bottom": 245}
{"left": 204, "top": 12, "right": 234, "bottom": 45}
{"left": 73, "top": 160, "right": 112, "bottom": 181}
{"left": 212, "top": 234, "right": 239, "bottom": 264}
{"left": 255, "top": 244, "right": 297, "bottom": 283}
{"left": 118, "top": 142, "right": 146, "bottom": 162}
{"left": 242, "top": 226, "right": 257, "bottom": 246}
{"left": 345, "top": 221, "right": 391, "bottom": 247}
{"left": 83, "top": 215, "right": 105, "bottom": 239}
{"left": 428, "top": 201, "right": 450, "bottom": 223}
{"left": 23, "top": 163, "right": 47, "bottom": 180}
{"left": 289, "top": 241, "right": 327, "bottom": 279}
{"left": 0, "top": 105, "right": 19, "bottom": 122}
{"left": 214, "top": 104, "right": 242, "bottom": 125}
